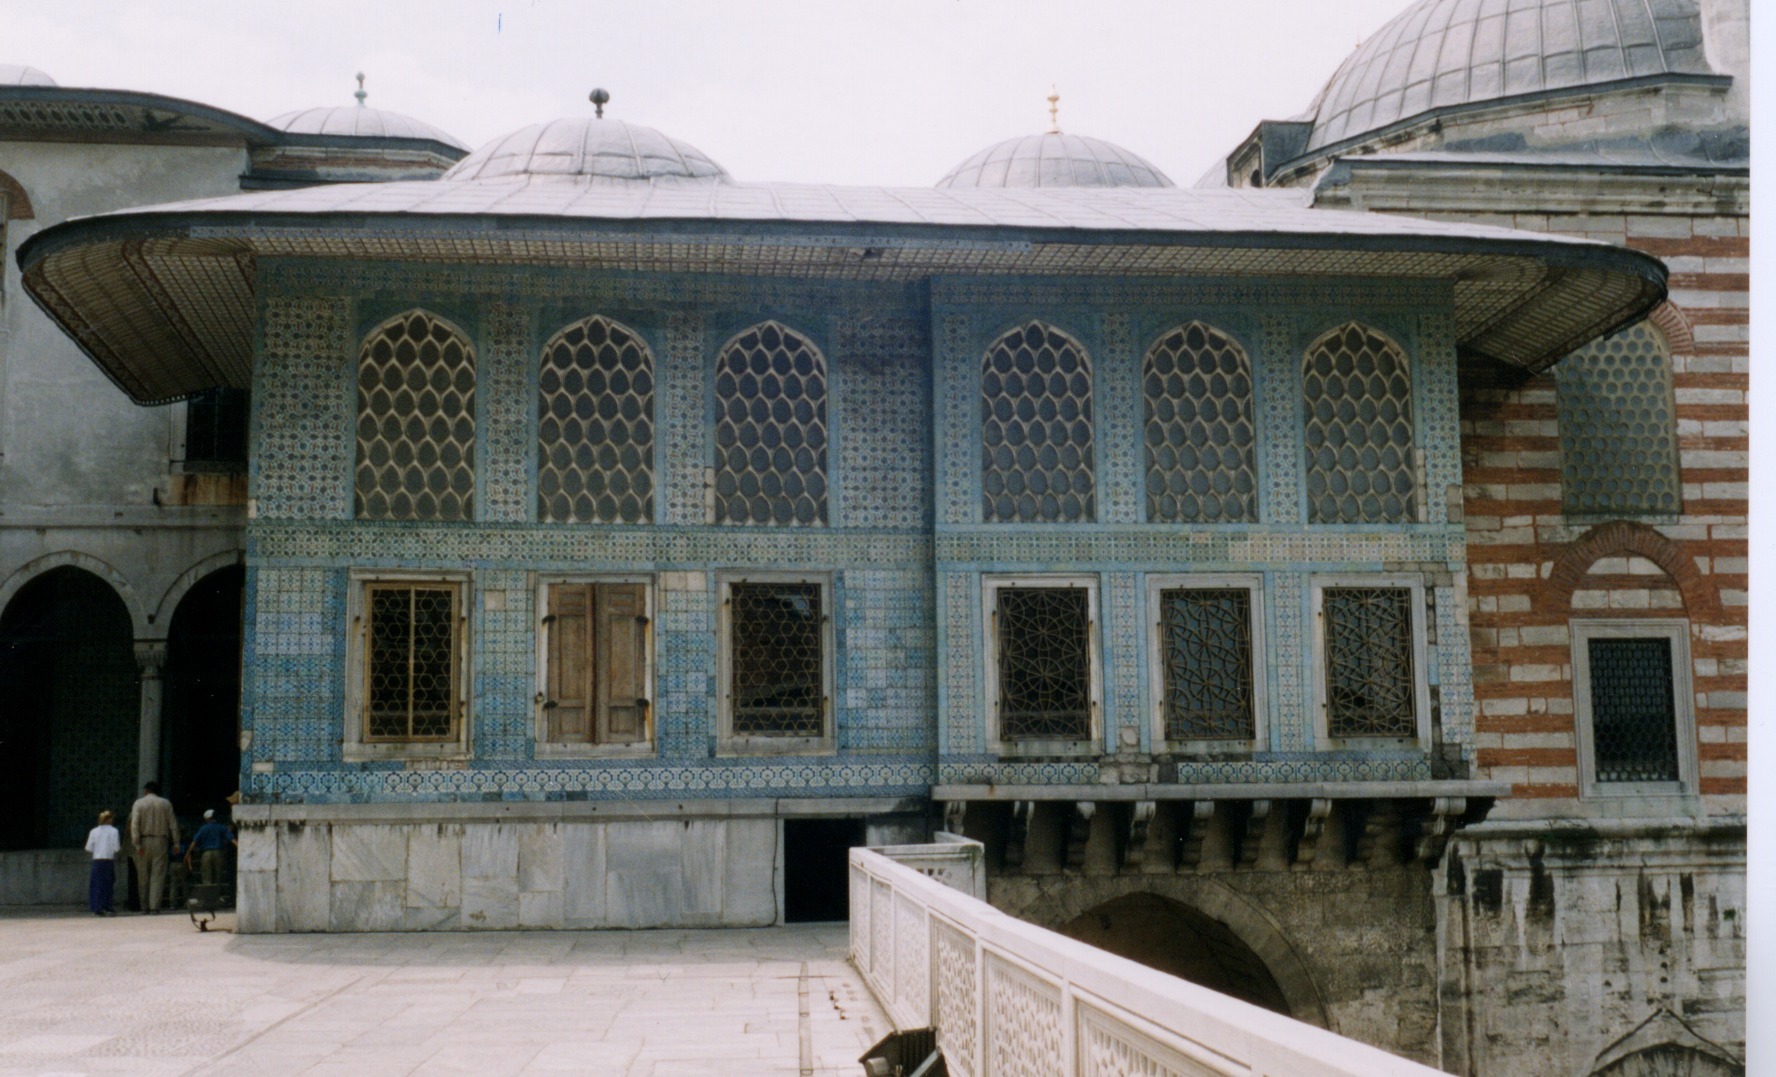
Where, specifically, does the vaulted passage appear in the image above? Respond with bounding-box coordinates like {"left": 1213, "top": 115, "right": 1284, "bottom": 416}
{"left": 161, "top": 565, "right": 243, "bottom": 816}
{"left": 0, "top": 568, "right": 137, "bottom": 849}
{"left": 1057, "top": 892, "right": 1292, "bottom": 1016}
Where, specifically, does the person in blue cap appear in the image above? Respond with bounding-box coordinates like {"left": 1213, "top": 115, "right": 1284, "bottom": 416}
{"left": 184, "top": 810, "right": 236, "bottom": 888}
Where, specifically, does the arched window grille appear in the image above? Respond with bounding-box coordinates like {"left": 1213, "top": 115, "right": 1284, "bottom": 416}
{"left": 537, "top": 316, "right": 655, "bottom": 524}
{"left": 1302, "top": 323, "right": 1416, "bottom": 524}
{"left": 1144, "top": 322, "right": 1257, "bottom": 523}
{"left": 981, "top": 322, "right": 1094, "bottom": 523}
{"left": 1555, "top": 321, "right": 1681, "bottom": 517}
{"left": 355, "top": 310, "right": 476, "bottom": 521}
{"left": 714, "top": 321, "right": 828, "bottom": 526}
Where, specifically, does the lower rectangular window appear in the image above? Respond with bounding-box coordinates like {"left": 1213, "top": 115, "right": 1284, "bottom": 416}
{"left": 986, "top": 577, "right": 1099, "bottom": 750}
{"left": 540, "top": 580, "right": 651, "bottom": 752}
{"left": 1311, "top": 576, "right": 1429, "bottom": 747}
{"left": 1156, "top": 584, "right": 1258, "bottom": 745}
{"left": 719, "top": 575, "right": 833, "bottom": 752}
{"left": 1572, "top": 619, "right": 1696, "bottom": 797}
{"left": 361, "top": 580, "right": 463, "bottom": 745}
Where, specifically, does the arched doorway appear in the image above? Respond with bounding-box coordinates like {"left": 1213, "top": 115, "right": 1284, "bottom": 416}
{"left": 161, "top": 565, "right": 243, "bottom": 817}
{"left": 1057, "top": 892, "right": 1293, "bottom": 1017}
{"left": 0, "top": 567, "right": 138, "bottom": 849}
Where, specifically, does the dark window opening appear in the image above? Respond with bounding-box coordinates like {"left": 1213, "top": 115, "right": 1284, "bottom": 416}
{"left": 184, "top": 388, "right": 249, "bottom": 469}
{"left": 784, "top": 817, "right": 864, "bottom": 923}
{"left": 1323, "top": 587, "right": 1416, "bottom": 738}
{"left": 1588, "top": 637, "right": 1680, "bottom": 783}
{"left": 729, "top": 582, "right": 824, "bottom": 737}
{"left": 996, "top": 587, "right": 1092, "bottom": 740}
{"left": 1160, "top": 588, "right": 1255, "bottom": 741}
{"left": 364, "top": 583, "right": 460, "bottom": 742}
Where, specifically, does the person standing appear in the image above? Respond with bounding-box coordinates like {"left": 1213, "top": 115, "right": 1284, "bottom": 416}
{"left": 127, "top": 782, "right": 179, "bottom": 913}
{"left": 184, "top": 810, "right": 236, "bottom": 888}
{"left": 84, "top": 810, "right": 120, "bottom": 916}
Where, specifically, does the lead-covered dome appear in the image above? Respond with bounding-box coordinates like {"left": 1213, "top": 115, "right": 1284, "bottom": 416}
{"left": 937, "top": 132, "right": 1173, "bottom": 189}
{"left": 0, "top": 64, "right": 57, "bottom": 87}
{"left": 1308, "top": 0, "right": 1714, "bottom": 151}
{"left": 268, "top": 105, "right": 468, "bottom": 151}
{"left": 443, "top": 117, "right": 728, "bottom": 183}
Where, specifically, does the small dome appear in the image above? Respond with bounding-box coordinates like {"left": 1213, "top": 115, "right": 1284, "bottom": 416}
{"left": 937, "top": 132, "right": 1174, "bottom": 189}
{"left": 267, "top": 105, "right": 468, "bottom": 151}
{"left": 442, "top": 117, "right": 728, "bottom": 183}
{"left": 1307, "top": 0, "right": 1714, "bottom": 152}
{"left": 0, "top": 65, "right": 57, "bottom": 87}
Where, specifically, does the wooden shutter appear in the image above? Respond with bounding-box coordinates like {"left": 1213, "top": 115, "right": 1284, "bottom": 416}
{"left": 596, "top": 583, "right": 649, "bottom": 744}
{"left": 545, "top": 584, "right": 594, "bottom": 742}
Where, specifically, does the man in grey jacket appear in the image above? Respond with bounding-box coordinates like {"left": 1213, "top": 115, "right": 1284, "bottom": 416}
{"left": 127, "top": 782, "right": 180, "bottom": 913}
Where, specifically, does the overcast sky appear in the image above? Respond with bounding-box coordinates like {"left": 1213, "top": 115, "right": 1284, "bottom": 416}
{"left": 9, "top": 0, "right": 1413, "bottom": 186}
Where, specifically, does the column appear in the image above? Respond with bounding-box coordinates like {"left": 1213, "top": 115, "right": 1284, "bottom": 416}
{"left": 135, "top": 640, "right": 166, "bottom": 788}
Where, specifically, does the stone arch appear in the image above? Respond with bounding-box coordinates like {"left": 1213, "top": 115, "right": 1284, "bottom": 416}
{"left": 0, "top": 552, "right": 147, "bottom": 637}
{"left": 1645, "top": 303, "right": 1695, "bottom": 357}
{"left": 0, "top": 168, "right": 33, "bottom": 219}
{"left": 152, "top": 550, "right": 244, "bottom": 628}
{"left": 1031, "top": 879, "right": 1329, "bottom": 1027}
{"left": 1547, "top": 521, "right": 1713, "bottom": 616}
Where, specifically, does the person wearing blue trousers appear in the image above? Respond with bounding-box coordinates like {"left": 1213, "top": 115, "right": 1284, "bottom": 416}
{"left": 85, "top": 810, "right": 120, "bottom": 916}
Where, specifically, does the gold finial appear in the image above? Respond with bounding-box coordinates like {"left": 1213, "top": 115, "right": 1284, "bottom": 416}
{"left": 1046, "top": 85, "right": 1061, "bottom": 134}
{"left": 354, "top": 72, "right": 367, "bottom": 108}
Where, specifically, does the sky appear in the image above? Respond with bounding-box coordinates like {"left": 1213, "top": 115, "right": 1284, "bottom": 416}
{"left": 6, "top": 0, "right": 1414, "bottom": 186}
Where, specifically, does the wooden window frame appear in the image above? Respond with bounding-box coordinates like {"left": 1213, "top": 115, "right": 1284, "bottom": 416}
{"left": 1145, "top": 574, "right": 1267, "bottom": 754}
{"left": 344, "top": 571, "right": 471, "bottom": 762}
{"left": 535, "top": 575, "right": 656, "bottom": 758}
{"left": 983, "top": 575, "right": 1102, "bottom": 758}
{"left": 716, "top": 572, "right": 835, "bottom": 756}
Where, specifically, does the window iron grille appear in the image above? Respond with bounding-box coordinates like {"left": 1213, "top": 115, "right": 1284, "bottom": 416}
{"left": 1144, "top": 323, "right": 1257, "bottom": 523}
{"left": 1302, "top": 323, "right": 1416, "bottom": 524}
{"left": 538, "top": 316, "right": 655, "bottom": 524}
{"left": 364, "top": 583, "right": 460, "bottom": 742}
{"left": 729, "top": 582, "right": 825, "bottom": 736}
{"left": 1322, "top": 587, "right": 1416, "bottom": 738}
{"left": 982, "top": 322, "right": 1095, "bottom": 523}
{"left": 1587, "top": 637, "right": 1681, "bottom": 783}
{"left": 355, "top": 311, "right": 476, "bottom": 521}
{"left": 1556, "top": 321, "right": 1681, "bottom": 517}
{"left": 996, "top": 587, "right": 1092, "bottom": 740}
{"left": 714, "top": 323, "right": 828, "bottom": 526}
{"left": 1160, "top": 588, "right": 1255, "bottom": 741}
{"left": 184, "top": 387, "right": 249, "bottom": 467}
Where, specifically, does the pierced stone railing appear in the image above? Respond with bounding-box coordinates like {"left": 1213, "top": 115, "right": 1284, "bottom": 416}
{"left": 850, "top": 837, "right": 1450, "bottom": 1077}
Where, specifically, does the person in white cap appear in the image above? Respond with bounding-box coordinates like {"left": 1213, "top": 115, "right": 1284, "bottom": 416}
{"left": 184, "top": 809, "right": 236, "bottom": 888}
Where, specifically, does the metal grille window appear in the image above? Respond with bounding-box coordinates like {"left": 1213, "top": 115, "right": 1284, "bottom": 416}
{"left": 1586, "top": 637, "right": 1681, "bottom": 783}
{"left": 1144, "top": 323, "right": 1257, "bottom": 523}
{"left": 538, "top": 317, "right": 654, "bottom": 524}
{"left": 1555, "top": 321, "right": 1681, "bottom": 517}
{"left": 714, "top": 322, "right": 828, "bottom": 526}
{"left": 982, "top": 323, "right": 1095, "bottom": 523}
{"left": 184, "top": 387, "right": 249, "bottom": 467}
{"left": 728, "top": 581, "right": 826, "bottom": 737}
{"left": 995, "top": 587, "right": 1093, "bottom": 740}
{"left": 1302, "top": 323, "right": 1416, "bottom": 524}
{"left": 1159, "top": 589, "right": 1255, "bottom": 741}
{"left": 363, "top": 583, "right": 460, "bottom": 742}
{"left": 355, "top": 311, "right": 476, "bottom": 521}
{"left": 1321, "top": 587, "right": 1417, "bottom": 738}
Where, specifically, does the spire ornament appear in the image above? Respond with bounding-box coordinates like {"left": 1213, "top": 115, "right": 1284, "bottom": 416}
{"left": 589, "top": 88, "right": 610, "bottom": 119}
{"left": 354, "top": 72, "right": 367, "bottom": 108}
{"left": 1046, "top": 86, "right": 1060, "bottom": 134}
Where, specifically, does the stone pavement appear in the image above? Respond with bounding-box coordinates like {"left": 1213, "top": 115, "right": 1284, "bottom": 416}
{"left": 0, "top": 909, "right": 888, "bottom": 1076}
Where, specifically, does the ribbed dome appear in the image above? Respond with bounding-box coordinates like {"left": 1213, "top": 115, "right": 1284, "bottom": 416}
{"left": 442, "top": 118, "right": 728, "bottom": 183}
{"left": 0, "top": 65, "right": 57, "bottom": 87}
{"left": 267, "top": 105, "right": 468, "bottom": 150}
{"left": 937, "top": 132, "right": 1173, "bottom": 189}
{"left": 1308, "top": 0, "right": 1714, "bottom": 151}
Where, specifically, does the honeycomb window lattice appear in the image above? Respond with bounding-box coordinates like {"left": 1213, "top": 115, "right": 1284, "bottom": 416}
{"left": 1302, "top": 323, "right": 1416, "bottom": 524}
{"left": 1159, "top": 588, "right": 1255, "bottom": 741}
{"left": 364, "top": 583, "right": 460, "bottom": 742}
{"left": 1587, "top": 636, "right": 1681, "bottom": 783}
{"left": 355, "top": 311, "right": 476, "bottom": 521}
{"left": 1144, "top": 323, "right": 1257, "bottom": 523}
{"left": 1556, "top": 321, "right": 1682, "bottom": 517}
{"left": 714, "top": 322, "right": 828, "bottom": 526}
{"left": 982, "top": 322, "right": 1095, "bottom": 523}
{"left": 537, "top": 316, "right": 655, "bottom": 524}
{"left": 995, "top": 587, "right": 1092, "bottom": 740}
{"left": 1322, "top": 587, "right": 1417, "bottom": 738}
{"left": 728, "top": 581, "right": 825, "bottom": 736}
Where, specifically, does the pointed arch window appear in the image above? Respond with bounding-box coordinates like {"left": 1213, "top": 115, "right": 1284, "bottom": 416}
{"left": 355, "top": 311, "right": 476, "bottom": 521}
{"left": 1302, "top": 322, "right": 1416, "bottom": 524}
{"left": 1555, "top": 321, "right": 1681, "bottom": 518}
{"left": 537, "top": 316, "right": 655, "bottom": 524}
{"left": 981, "top": 322, "right": 1094, "bottom": 523}
{"left": 1143, "top": 322, "right": 1257, "bottom": 523}
{"left": 714, "top": 321, "right": 828, "bottom": 526}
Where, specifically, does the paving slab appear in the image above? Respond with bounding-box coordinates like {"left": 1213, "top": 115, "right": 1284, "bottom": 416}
{"left": 0, "top": 909, "right": 886, "bottom": 1076}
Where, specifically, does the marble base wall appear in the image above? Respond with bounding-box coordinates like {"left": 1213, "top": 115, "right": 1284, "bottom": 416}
{"left": 0, "top": 849, "right": 128, "bottom": 906}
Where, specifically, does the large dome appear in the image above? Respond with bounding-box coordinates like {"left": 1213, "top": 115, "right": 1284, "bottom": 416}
{"left": 937, "top": 132, "right": 1173, "bottom": 189}
{"left": 1308, "top": 0, "right": 1714, "bottom": 151}
{"left": 0, "top": 64, "right": 56, "bottom": 87}
{"left": 443, "top": 117, "right": 728, "bottom": 183}
{"left": 268, "top": 105, "right": 467, "bottom": 150}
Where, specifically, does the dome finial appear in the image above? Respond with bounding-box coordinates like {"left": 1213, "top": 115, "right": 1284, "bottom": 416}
{"left": 354, "top": 72, "right": 367, "bottom": 108}
{"left": 589, "top": 88, "right": 610, "bottom": 119}
{"left": 1046, "top": 85, "right": 1061, "bottom": 134}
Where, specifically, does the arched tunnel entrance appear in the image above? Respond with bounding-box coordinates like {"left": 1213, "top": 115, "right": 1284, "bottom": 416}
{"left": 161, "top": 565, "right": 244, "bottom": 818}
{"left": 0, "top": 567, "right": 139, "bottom": 850}
{"left": 1057, "top": 892, "right": 1294, "bottom": 1017}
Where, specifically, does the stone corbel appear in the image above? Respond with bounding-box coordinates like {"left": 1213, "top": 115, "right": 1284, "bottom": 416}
{"left": 1415, "top": 797, "right": 1468, "bottom": 863}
